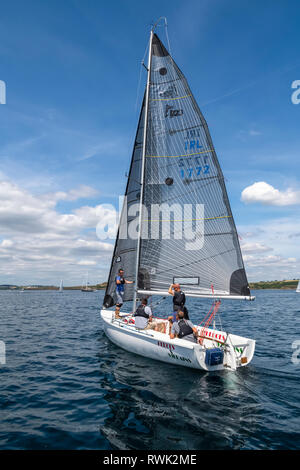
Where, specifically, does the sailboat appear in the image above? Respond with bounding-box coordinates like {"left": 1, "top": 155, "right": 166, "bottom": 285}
{"left": 81, "top": 272, "right": 95, "bottom": 292}
{"left": 296, "top": 280, "right": 300, "bottom": 293}
{"left": 100, "top": 21, "right": 256, "bottom": 371}
{"left": 59, "top": 280, "right": 63, "bottom": 292}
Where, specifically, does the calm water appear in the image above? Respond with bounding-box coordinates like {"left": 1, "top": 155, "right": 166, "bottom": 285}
{"left": 0, "top": 289, "right": 299, "bottom": 450}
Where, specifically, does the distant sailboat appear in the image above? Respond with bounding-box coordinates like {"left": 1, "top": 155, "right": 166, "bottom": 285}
{"left": 81, "top": 273, "right": 95, "bottom": 292}
{"left": 296, "top": 280, "right": 300, "bottom": 293}
{"left": 59, "top": 280, "right": 63, "bottom": 292}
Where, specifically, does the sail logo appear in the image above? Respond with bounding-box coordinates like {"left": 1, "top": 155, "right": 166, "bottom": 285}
{"left": 0, "top": 341, "right": 5, "bottom": 365}
{"left": 201, "top": 328, "right": 226, "bottom": 342}
{"left": 291, "top": 80, "right": 300, "bottom": 104}
{"left": 0, "top": 80, "right": 6, "bottom": 104}
{"left": 184, "top": 128, "right": 202, "bottom": 139}
{"left": 168, "top": 351, "right": 192, "bottom": 363}
{"left": 159, "top": 84, "right": 177, "bottom": 99}
{"left": 157, "top": 341, "right": 175, "bottom": 351}
{"left": 165, "top": 104, "right": 183, "bottom": 118}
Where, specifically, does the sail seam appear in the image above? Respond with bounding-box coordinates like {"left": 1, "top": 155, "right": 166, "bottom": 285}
{"left": 141, "top": 215, "right": 232, "bottom": 222}
{"left": 151, "top": 94, "right": 192, "bottom": 101}
{"left": 146, "top": 150, "right": 214, "bottom": 158}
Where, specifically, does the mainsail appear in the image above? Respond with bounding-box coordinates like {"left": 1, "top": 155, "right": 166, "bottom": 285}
{"left": 103, "top": 96, "right": 145, "bottom": 308}
{"left": 103, "top": 32, "right": 252, "bottom": 308}
{"left": 296, "top": 280, "right": 300, "bottom": 293}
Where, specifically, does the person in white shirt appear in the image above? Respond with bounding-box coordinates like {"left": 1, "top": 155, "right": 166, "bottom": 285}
{"left": 134, "top": 298, "right": 158, "bottom": 330}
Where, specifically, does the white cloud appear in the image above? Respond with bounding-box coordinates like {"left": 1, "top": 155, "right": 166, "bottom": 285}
{"left": 78, "top": 260, "right": 97, "bottom": 266}
{"left": 46, "top": 185, "right": 99, "bottom": 202}
{"left": 241, "top": 242, "right": 273, "bottom": 254}
{"left": 238, "top": 218, "right": 300, "bottom": 281}
{"left": 0, "top": 179, "right": 115, "bottom": 284}
{"left": 244, "top": 254, "right": 297, "bottom": 266}
{"left": 0, "top": 239, "right": 13, "bottom": 248}
{"left": 241, "top": 181, "right": 300, "bottom": 206}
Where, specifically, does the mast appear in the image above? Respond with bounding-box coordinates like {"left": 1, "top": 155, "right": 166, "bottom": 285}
{"left": 133, "top": 29, "right": 153, "bottom": 312}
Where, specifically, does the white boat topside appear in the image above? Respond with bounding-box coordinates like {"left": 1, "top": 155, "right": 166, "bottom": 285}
{"left": 100, "top": 309, "right": 256, "bottom": 372}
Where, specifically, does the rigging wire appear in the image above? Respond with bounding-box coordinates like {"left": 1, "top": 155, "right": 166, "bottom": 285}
{"left": 135, "top": 42, "right": 149, "bottom": 113}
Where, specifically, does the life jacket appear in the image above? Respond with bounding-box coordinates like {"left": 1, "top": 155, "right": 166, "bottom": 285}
{"left": 134, "top": 304, "right": 149, "bottom": 319}
{"left": 173, "top": 290, "right": 185, "bottom": 307}
{"left": 177, "top": 319, "right": 194, "bottom": 339}
{"left": 115, "top": 275, "right": 125, "bottom": 292}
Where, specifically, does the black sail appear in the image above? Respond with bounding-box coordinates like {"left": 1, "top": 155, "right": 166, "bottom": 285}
{"left": 104, "top": 33, "right": 252, "bottom": 307}
{"left": 137, "top": 34, "right": 251, "bottom": 298}
{"left": 103, "top": 96, "right": 145, "bottom": 308}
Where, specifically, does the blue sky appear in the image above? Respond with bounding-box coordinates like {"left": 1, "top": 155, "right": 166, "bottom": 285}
{"left": 0, "top": 0, "right": 299, "bottom": 285}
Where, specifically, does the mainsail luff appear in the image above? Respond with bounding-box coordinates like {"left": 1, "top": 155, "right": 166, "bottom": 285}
{"left": 133, "top": 30, "right": 154, "bottom": 312}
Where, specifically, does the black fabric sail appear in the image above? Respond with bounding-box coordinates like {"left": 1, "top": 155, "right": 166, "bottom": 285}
{"left": 103, "top": 96, "right": 145, "bottom": 308}
{"left": 103, "top": 33, "right": 252, "bottom": 308}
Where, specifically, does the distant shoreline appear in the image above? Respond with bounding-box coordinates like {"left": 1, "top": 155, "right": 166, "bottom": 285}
{"left": 0, "top": 283, "right": 108, "bottom": 291}
{"left": 249, "top": 280, "right": 298, "bottom": 290}
{"left": 0, "top": 280, "right": 298, "bottom": 291}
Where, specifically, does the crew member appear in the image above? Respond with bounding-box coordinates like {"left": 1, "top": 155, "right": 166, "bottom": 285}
{"left": 168, "top": 283, "right": 186, "bottom": 313}
{"left": 134, "top": 298, "right": 158, "bottom": 330}
{"left": 170, "top": 310, "right": 198, "bottom": 343}
{"left": 167, "top": 283, "right": 188, "bottom": 328}
{"left": 115, "top": 268, "right": 133, "bottom": 319}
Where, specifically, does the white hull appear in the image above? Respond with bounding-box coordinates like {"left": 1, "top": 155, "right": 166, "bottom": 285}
{"left": 100, "top": 310, "right": 255, "bottom": 372}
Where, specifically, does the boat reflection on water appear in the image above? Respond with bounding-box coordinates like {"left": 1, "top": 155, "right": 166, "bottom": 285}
{"left": 97, "top": 335, "right": 261, "bottom": 450}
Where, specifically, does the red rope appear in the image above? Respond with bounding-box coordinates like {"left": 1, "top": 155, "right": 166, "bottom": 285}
{"left": 198, "top": 300, "right": 221, "bottom": 344}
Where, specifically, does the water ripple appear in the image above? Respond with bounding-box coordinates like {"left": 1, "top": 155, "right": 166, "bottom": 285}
{"left": 0, "top": 289, "right": 299, "bottom": 449}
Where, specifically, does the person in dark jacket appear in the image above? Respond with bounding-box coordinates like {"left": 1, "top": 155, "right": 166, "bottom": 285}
{"left": 134, "top": 298, "right": 158, "bottom": 330}
{"left": 170, "top": 310, "right": 198, "bottom": 343}
{"left": 167, "top": 284, "right": 189, "bottom": 330}
{"left": 168, "top": 283, "right": 186, "bottom": 312}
